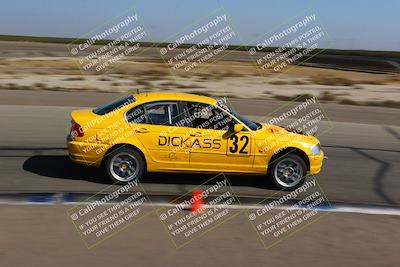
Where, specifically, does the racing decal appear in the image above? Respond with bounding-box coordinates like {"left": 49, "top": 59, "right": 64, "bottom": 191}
{"left": 158, "top": 136, "right": 185, "bottom": 147}
{"left": 227, "top": 134, "right": 250, "bottom": 155}
{"left": 158, "top": 136, "right": 221, "bottom": 149}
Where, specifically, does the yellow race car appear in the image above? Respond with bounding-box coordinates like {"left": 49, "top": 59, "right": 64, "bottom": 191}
{"left": 67, "top": 92, "right": 324, "bottom": 190}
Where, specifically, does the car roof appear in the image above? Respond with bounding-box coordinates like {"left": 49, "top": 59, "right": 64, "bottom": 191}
{"left": 133, "top": 91, "right": 218, "bottom": 105}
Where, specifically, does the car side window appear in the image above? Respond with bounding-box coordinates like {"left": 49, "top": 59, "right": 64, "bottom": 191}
{"left": 126, "top": 105, "right": 146, "bottom": 124}
{"left": 144, "top": 102, "right": 180, "bottom": 126}
{"left": 185, "top": 102, "right": 235, "bottom": 131}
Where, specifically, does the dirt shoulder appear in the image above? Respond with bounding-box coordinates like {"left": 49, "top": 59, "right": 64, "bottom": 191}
{"left": 0, "top": 41, "right": 399, "bottom": 108}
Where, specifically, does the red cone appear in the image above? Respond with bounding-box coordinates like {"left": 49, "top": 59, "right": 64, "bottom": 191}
{"left": 192, "top": 191, "right": 204, "bottom": 214}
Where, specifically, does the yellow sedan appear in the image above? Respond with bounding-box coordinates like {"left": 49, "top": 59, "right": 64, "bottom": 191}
{"left": 67, "top": 92, "right": 324, "bottom": 190}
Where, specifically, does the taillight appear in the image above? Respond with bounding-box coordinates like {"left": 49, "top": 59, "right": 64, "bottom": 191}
{"left": 71, "top": 121, "right": 84, "bottom": 138}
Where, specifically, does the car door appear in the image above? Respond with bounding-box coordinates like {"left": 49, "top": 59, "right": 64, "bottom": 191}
{"left": 126, "top": 101, "right": 190, "bottom": 170}
{"left": 183, "top": 101, "right": 255, "bottom": 173}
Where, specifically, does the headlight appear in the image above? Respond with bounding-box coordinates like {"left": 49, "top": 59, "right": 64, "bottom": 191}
{"left": 311, "top": 144, "right": 321, "bottom": 156}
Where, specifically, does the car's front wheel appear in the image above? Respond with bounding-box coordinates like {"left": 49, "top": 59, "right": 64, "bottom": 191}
{"left": 268, "top": 154, "right": 307, "bottom": 190}
{"left": 104, "top": 147, "right": 145, "bottom": 184}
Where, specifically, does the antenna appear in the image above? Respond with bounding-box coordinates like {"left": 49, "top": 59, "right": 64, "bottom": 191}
{"left": 136, "top": 89, "right": 140, "bottom": 94}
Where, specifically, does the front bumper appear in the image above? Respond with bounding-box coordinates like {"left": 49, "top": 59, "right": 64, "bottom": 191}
{"left": 309, "top": 150, "right": 325, "bottom": 175}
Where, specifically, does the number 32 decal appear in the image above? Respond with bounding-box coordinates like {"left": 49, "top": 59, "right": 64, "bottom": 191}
{"left": 228, "top": 135, "right": 250, "bottom": 155}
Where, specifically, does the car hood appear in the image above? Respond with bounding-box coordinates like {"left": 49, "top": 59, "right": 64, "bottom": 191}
{"left": 256, "top": 123, "right": 319, "bottom": 145}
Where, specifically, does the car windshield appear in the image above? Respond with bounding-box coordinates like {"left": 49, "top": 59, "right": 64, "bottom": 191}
{"left": 217, "top": 101, "right": 261, "bottom": 131}
{"left": 93, "top": 95, "right": 135, "bottom": 115}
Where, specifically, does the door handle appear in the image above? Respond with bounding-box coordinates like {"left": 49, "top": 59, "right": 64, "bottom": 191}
{"left": 135, "top": 127, "right": 149, "bottom": 133}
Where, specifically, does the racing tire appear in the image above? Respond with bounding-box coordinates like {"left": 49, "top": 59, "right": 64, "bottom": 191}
{"left": 104, "top": 147, "right": 145, "bottom": 184}
{"left": 267, "top": 154, "right": 307, "bottom": 191}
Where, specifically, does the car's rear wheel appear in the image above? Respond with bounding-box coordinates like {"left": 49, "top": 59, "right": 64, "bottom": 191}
{"left": 105, "top": 147, "right": 145, "bottom": 184}
{"left": 268, "top": 154, "right": 307, "bottom": 190}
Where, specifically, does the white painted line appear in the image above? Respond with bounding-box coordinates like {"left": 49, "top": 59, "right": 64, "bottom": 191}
{"left": 3, "top": 199, "right": 400, "bottom": 216}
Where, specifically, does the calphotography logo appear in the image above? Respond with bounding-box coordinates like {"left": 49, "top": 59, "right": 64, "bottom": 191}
{"left": 247, "top": 177, "right": 332, "bottom": 249}
{"left": 249, "top": 12, "right": 332, "bottom": 73}
{"left": 67, "top": 181, "right": 151, "bottom": 248}
{"left": 156, "top": 174, "right": 241, "bottom": 248}
{"left": 159, "top": 11, "right": 237, "bottom": 74}
{"left": 264, "top": 95, "right": 333, "bottom": 138}
{"left": 68, "top": 10, "right": 148, "bottom": 74}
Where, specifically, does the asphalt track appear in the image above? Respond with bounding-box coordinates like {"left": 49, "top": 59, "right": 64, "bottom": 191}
{"left": 1, "top": 89, "right": 399, "bottom": 207}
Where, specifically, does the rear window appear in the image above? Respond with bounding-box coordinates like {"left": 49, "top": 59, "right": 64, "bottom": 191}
{"left": 93, "top": 95, "right": 135, "bottom": 115}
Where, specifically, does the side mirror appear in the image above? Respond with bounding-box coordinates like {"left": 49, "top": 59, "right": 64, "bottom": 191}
{"left": 233, "top": 123, "right": 244, "bottom": 133}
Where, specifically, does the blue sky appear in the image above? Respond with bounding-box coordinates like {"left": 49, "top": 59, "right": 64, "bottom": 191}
{"left": 0, "top": 0, "right": 399, "bottom": 51}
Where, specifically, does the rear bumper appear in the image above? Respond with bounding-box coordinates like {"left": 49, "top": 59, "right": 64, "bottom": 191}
{"left": 67, "top": 137, "right": 107, "bottom": 167}
{"left": 309, "top": 150, "right": 325, "bottom": 175}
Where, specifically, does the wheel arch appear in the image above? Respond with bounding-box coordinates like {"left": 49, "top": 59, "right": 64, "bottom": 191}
{"left": 101, "top": 143, "right": 147, "bottom": 171}
{"left": 268, "top": 147, "right": 310, "bottom": 172}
